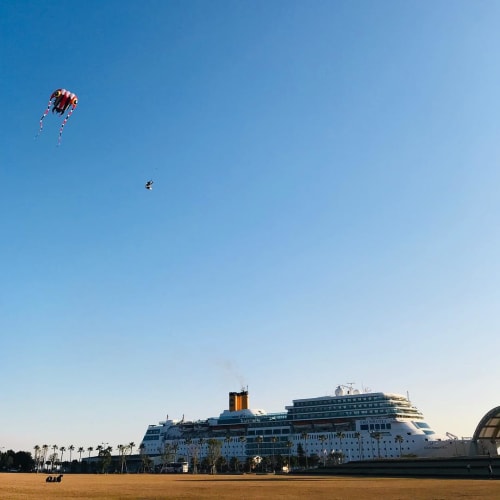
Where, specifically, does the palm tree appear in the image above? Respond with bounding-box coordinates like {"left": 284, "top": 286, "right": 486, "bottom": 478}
{"left": 39, "top": 445, "right": 46, "bottom": 471}
{"left": 371, "top": 432, "right": 382, "bottom": 459}
{"left": 59, "top": 446, "right": 66, "bottom": 469}
{"left": 138, "top": 443, "right": 146, "bottom": 472}
{"left": 395, "top": 435, "right": 404, "bottom": 457}
{"left": 88, "top": 446, "right": 95, "bottom": 462}
{"left": 224, "top": 435, "right": 231, "bottom": 472}
{"left": 41, "top": 444, "right": 49, "bottom": 472}
{"left": 78, "top": 447, "right": 84, "bottom": 462}
{"left": 255, "top": 436, "right": 264, "bottom": 471}
{"left": 50, "top": 444, "right": 58, "bottom": 472}
{"left": 33, "top": 445, "right": 41, "bottom": 472}
{"left": 51, "top": 445, "right": 58, "bottom": 472}
{"left": 117, "top": 445, "right": 123, "bottom": 471}
{"left": 286, "top": 440, "right": 293, "bottom": 471}
{"left": 129, "top": 442, "right": 135, "bottom": 455}
{"left": 300, "top": 432, "right": 309, "bottom": 469}
{"left": 138, "top": 443, "right": 152, "bottom": 473}
{"left": 354, "top": 432, "right": 362, "bottom": 460}
{"left": 238, "top": 436, "right": 247, "bottom": 472}
{"left": 271, "top": 436, "right": 278, "bottom": 471}
{"left": 335, "top": 432, "right": 345, "bottom": 456}
{"left": 118, "top": 444, "right": 129, "bottom": 473}
{"left": 318, "top": 435, "right": 327, "bottom": 466}
{"left": 68, "top": 445, "right": 75, "bottom": 463}
{"left": 184, "top": 438, "right": 192, "bottom": 470}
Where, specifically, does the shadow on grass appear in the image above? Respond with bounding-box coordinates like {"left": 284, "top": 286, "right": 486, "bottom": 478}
{"left": 179, "top": 476, "right": 361, "bottom": 483}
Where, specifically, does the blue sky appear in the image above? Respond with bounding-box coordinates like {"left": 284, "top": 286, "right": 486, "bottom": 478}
{"left": 1, "top": 0, "right": 500, "bottom": 452}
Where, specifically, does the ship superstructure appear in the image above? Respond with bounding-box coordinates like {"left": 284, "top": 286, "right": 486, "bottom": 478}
{"left": 140, "top": 385, "right": 471, "bottom": 465}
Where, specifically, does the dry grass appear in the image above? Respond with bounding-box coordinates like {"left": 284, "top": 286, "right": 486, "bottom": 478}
{"left": 0, "top": 473, "right": 497, "bottom": 499}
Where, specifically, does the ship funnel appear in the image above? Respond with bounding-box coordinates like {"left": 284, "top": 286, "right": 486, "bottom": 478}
{"left": 229, "top": 390, "right": 249, "bottom": 411}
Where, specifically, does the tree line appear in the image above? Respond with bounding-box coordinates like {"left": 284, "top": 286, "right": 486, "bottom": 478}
{"left": 1, "top": 432, "right": 408, "bottom": 474}
{"left": 0, "top": 442, "right": 137, "bottom": 474}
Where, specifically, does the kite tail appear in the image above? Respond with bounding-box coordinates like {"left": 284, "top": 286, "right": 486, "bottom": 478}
{"left": 36, "top": 98, "right": 53, "bottom": 138}
{"left": 57, "top": 105, "right": 76, "bottom": 146}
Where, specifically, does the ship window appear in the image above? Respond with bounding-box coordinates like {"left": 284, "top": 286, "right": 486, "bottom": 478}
{"left": 414, "top": 422, "right": 431, "bottom": 429}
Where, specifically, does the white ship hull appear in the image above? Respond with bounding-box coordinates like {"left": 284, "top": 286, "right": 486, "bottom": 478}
{"left": 140, "top": 386, "right": 472, "bottom": 465}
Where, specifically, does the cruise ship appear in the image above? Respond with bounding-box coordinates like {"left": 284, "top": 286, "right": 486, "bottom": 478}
{"left": 139, "top": 385, "right": 472, "bottom": 465}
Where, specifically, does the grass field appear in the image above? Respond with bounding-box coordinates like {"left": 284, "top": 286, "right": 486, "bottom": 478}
{"left": 0, "top": 473, "right": 498, "bottom": 499}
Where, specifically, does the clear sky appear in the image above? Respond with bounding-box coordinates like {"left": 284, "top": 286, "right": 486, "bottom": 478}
{"left": 1, "top": 0, "right": 500, "bottom": 453}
